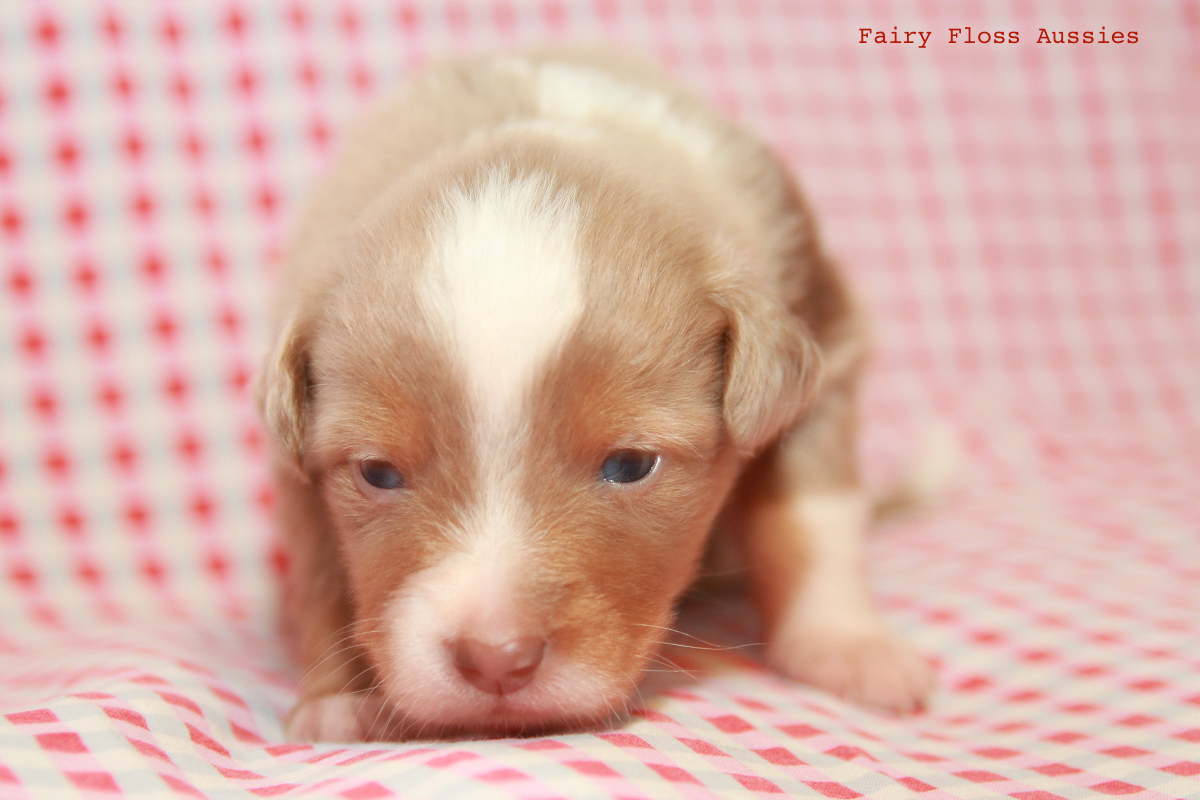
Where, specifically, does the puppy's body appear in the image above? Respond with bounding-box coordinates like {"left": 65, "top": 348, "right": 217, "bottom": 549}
{"left": 260, "top": 50, "right": 932, "bottom": 742}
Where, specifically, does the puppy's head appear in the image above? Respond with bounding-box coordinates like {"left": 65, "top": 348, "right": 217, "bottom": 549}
{"left": 260, "top": 139, "right": 820, "bottom": 738}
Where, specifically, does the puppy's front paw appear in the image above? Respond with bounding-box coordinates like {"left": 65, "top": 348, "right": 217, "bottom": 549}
{"left": 767, "top": 623, "right": 935, "bottom": 714}
{"left": 286, "top": 692, "right": 392, "bottom": 743}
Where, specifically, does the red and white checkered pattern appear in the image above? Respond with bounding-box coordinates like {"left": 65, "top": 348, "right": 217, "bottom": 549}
{"left": 2, "top": 1, "right": 1198, "bottom": 797}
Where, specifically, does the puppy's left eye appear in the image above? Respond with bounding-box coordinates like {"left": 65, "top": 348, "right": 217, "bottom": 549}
{"left": 358, "top": 460, "right": 404, "bottom": 491}
{"left": 599, "top": 450, "right": 659, "bottom": 484}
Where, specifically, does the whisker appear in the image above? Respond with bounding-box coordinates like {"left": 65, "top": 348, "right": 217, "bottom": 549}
{"left": 634, "top": 622, "right": 763, "bottom": 652}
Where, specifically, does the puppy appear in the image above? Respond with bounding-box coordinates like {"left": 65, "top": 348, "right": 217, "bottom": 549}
{"left": 257, "top": 49, "right": 934, "bottom": 742}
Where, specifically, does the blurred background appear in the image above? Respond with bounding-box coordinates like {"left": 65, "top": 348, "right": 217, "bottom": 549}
{"left": 0, "top": 3, "right": 1197, "bottom": 795}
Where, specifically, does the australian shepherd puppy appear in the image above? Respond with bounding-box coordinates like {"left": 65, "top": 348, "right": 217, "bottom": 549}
{"left": 258, "top": 49, "right": 934, "bottom": 742}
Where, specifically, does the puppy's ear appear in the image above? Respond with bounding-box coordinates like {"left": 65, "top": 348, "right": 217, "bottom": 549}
{"left": 717, "top": 284, "right": 823, "bottom": 456}
{"left": 256, "top": 314, "right": 312, "bottom": 473}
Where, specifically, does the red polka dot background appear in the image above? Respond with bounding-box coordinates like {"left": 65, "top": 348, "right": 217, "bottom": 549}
{"left": 1, "top": 2, "right": 1197, "bottom": 797}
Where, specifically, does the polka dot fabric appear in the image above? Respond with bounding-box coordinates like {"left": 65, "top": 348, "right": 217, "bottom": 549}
{"left": 1, "top": 2, "right": 1198, "bottom": 798}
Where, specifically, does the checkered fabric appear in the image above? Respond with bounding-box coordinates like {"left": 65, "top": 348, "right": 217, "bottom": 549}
{"left": 1, "top": 1, "right": 1197, "bottom": 798}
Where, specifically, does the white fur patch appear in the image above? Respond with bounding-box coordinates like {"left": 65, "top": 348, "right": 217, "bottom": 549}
{"left": 419, "top": 523, "right": 526, "bottom": 636}
{"left": 421, "top": 170, "right": 583, "bottom": 432}
{"left": 471, "top": 118, "right": 603, "bottom": 147}
{"left": 532, "top": 63, "right": 718, "bottom": 165}
{"left": 418, "top": 169, "right": 582, "bottom": 586}
{"left": 785, "top": 490, "right": 878, "bottom": 632}
{"left": 792, "top": 491, "right": 870, "bottom": 561}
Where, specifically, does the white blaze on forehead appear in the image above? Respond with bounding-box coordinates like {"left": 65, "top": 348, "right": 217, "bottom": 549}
{"left": 419, "top": 170, "right": 583, "bottom": 565}
{"left": 421, "top": 170, "right": 584, "bottom": 428}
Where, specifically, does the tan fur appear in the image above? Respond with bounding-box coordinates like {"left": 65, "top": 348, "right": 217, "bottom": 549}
{"left": 257, "top": 48, "right": 931, "bottom": 743}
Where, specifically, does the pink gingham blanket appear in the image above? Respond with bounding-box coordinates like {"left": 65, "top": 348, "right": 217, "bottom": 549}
{"left": 2, "top": 2, "right": 1198, "bottom": 797}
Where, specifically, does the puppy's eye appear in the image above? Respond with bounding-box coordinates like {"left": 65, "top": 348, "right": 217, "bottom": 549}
{"left": 358, "top": 460, "right": 404, "bottom": 490}
{"left": 599, "top": 450, "right": 659, "bottom": 484}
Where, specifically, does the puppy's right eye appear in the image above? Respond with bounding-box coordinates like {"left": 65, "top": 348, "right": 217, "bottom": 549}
{"left": 599, "top": 450, "right": 659, "bottom": 484}
{"left": 358, "top": 460, "right": 404, "bottom": 491}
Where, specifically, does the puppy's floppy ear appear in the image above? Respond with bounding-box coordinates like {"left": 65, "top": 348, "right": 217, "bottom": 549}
{"left": 716, "top": 283, "right": 823, "bottom": 456}
{"left": 256, "top": 314, "right": 312, "bottom": 472}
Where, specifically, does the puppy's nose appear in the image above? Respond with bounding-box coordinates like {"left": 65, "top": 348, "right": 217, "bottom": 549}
{"left": 451, "top": 635, "right": 545, "bottom": 695}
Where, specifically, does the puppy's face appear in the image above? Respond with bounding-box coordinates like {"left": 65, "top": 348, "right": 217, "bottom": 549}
{"left": 262, "top": 144, "right": 819, "bottom": 738}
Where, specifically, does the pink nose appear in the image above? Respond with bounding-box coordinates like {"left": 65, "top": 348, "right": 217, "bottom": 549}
{"left": 451, "top": 636, "right": 546, "bottom": 695}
